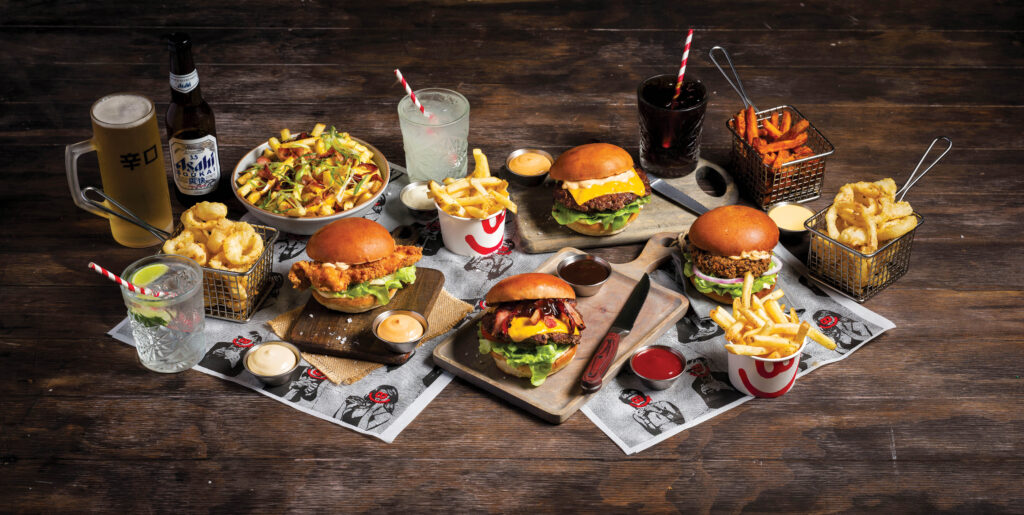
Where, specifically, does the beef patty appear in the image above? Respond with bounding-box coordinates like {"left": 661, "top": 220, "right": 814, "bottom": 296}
{"left": 688, "top": 243, "right": 772, "bottom": 279}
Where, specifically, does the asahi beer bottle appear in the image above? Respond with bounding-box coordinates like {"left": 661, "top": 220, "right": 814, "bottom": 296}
{"left": 165, "top": 32, "right": 226, "bottom": 206}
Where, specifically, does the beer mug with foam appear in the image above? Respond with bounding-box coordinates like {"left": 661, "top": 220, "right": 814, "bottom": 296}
{"left": 66, "top": 93, "right": 174, "bottom": 247}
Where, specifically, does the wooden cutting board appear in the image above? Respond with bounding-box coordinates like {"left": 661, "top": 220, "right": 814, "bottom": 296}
{"left": 512, "top": 159, "right": 739, "bottom": 254}
{"left": 432, "top": 233, "right": 689, "bottom": 423}
{"left": 287, "top": 268, "right": 445, "bottom": 365}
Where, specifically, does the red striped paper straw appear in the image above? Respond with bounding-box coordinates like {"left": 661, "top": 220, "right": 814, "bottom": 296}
{"left": 394, "top": 69, "right": 431, "bottom": 118}
{"left": 670, "top": 29, "right": 695, "bottom": 108}
{"left": 89, "top": 262, "right": 171, "bottom": 298}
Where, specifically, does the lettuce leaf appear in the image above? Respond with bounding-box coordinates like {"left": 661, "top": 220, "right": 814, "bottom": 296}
{"left": 682, "top": 258, "right": 777, "bottom": 299}
{"left": 315, "top": 266, "right": 417, "bottom": 305}
{"left": 551, "top": 196, "right": 651, "bottom": 231}
{"left": 478, "top": 328, "right": 571, "bottom": 386}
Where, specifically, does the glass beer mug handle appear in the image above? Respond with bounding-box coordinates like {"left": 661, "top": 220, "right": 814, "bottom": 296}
{"left": 65, "top": 139, "right": 107, "bottom": 219}
{"left": 65, "top": 138, "right": 171, "bottom": 241}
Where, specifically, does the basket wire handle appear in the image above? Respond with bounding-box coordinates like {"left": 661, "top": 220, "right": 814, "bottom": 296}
{"left": 897, "top": 137, "right": 952, "bottom": 201}
{"left": 709, "top": 46, "right": 757, "bottom": 110}
{"left": 82, "top": 186, "right": 172, "bottom": 242}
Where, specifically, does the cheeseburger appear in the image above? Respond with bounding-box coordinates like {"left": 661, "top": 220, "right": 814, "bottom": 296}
{"left": 289, "top": 218, "right": 422, "bottom": 312}
{"left": 550, "top": 143, "right": 651, "bottom": 236}
{"left": 478, "top": 273, "right": 586, "bottom": 386}
{"left": 681, "top": 205, "right": 781, "bottom": 304}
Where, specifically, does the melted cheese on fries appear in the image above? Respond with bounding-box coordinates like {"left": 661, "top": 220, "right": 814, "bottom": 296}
{"left": 560, "top": 169, "right": 646, "bottom": 205}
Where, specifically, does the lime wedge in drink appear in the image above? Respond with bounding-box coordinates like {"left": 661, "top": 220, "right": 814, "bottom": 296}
{"left": 131, "top": 263, "right": 168, "bottom": 287}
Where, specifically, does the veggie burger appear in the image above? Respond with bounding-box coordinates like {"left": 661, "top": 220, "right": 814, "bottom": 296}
{"left": 549, "top": 143, "right": 652, "bottom": 236}
{"left": 289, "top": 218, "right": 422, "bottom": 312}
{"left": 681, "top": 205, "right": 782, "bottom": 304}
{"left": 478, "top": 273, "right": 586, "bottom": 386}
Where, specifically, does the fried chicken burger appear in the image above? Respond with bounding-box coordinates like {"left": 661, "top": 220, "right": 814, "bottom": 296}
{"left": 681, "top": 205, "right": 781, "bottom": 304}
{"left": 550, "top": 143, "right": 651, "bottom": 236}
{"left": 477, "top": 273, "right": 585, "bottom": 386}
{"left": 289, "top": 218, "right": 422, "bottom": 313}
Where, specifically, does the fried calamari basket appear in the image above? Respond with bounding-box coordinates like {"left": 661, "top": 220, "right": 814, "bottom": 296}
{"left": 162, "top": 223, "right": 279, "bottom": 322}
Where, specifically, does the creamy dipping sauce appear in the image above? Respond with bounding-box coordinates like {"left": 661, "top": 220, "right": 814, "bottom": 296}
{"left": 508, "top": 152, "right": 552, "bottom": 176}
{"left": 246, "top": 343, "right": 297, "bottom": 376}
{"left": 768, "top": 203, "right": 814, "bottom": 232}
{"left": 401, "top": 183, "right": 435, "bottom": 211}
{"left": 377, "top": 314, "right": 424, "bottom": 343}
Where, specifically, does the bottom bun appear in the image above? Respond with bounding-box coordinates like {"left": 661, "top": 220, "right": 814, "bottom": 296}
{"left": 492, "top": 344, "right": 578, "bottom": 380}
{"left": 312, "top": 288, "right": 397, "bottom": 313}
{"left": 566, "top": 212, "right": 639, "bottom": 237}
{"left": 689, "top": 276, "right": 776, "bottom": 304}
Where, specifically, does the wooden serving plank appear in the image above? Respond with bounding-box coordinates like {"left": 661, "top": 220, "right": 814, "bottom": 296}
{"left": 512, "top": 159, "right": 739, "bottom": 254}
{"left": 432, "top": 233, "right": 689, "bottom": 423}
{"left": 287, "top": 268, "right": 445, "bottom": 365}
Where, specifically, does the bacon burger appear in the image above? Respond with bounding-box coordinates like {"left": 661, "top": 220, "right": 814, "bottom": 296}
{"left": 478, "top": 273, "right": 585, "bottom": 386}
{"left": 289, "top": 218, "right": 422, "bottom": 312}
{"left": 681, "top": 205, "right": 782, "bottom": 304}
{"left": 550, "top": 143, "right": 651, "bottom": 236}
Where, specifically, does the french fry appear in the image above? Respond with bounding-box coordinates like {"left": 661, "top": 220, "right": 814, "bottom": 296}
{"left": 763, "top": 119, "right": 783, "bottom": 139}
{"left": 770, "top": 111, "right": 779, "bottom": 129}
{"left": 773, "top": 149, "right": 791, "bottom": 169}
{"left": 710, "top": 307, "right": 736, "bottom": 329}
{"left": 794, "top": 321, "right": 811, "bottom": 347}
{"left": 757, "top": 132, "right": 809, "bottom": 154}
{"left": 745, "top": 106, "right": 757, "bottom": 145}
{"left": 809, "top": 328, "right": 837, "bottom": 350}
{"left": 463, "top": 206, "right": 489, "bottom": 218}
{"left": 726, "top": 344, "right": 769, "bottom": 356}
{"left": 470, "top": 148, "right": 490, "bottom": 178}
{"left": 735, "top": 110, "right": 746, "bottom": 139}
{"left": 489, "top": 190, "right": 518, "bottom": 214}
{"left": 781, "top": 111, "right": 792, "bottom": 133}
{"left": 742, "top": 271, "right": 754, "bottom": 308}
{"left": 778, "top": 119, "right": 810, "bottom": 141}
{"left": 765, "top": 300, "right": 788, "bottom": 324}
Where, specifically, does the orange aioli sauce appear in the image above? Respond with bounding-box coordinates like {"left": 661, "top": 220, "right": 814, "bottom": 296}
{"left": 768, "top": 203, "right": 814, "bottom": 231}
{"left": 508, "top": 152, "right": 552, "bottom": 176}
{"left": 377, "top": 314, "right": 424, "bottom": 343}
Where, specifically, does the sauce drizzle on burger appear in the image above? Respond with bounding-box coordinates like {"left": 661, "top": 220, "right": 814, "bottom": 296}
{"left": 478, "top": 273, "right": 585, "bottom": 386}
{"left": 550, "top": 143, "right": 651, "bottom": 236}
{"left": 289, "top": 218, "right": 423, "bottom": 313}
{"left": 681, "top": 205, "right": 782, "bottom": 304}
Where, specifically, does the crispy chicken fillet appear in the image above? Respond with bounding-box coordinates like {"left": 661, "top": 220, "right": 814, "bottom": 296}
{"left": 288, "top": 245, "right": 423, "bottom": 292}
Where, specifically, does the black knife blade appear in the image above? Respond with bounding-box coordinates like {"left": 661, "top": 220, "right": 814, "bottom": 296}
{"left": 580, "top": 273, "right": 651, "bottom": 393}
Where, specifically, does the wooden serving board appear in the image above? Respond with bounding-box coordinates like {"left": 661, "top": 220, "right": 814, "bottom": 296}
{"left": 432, "top": 233, "right": 689, "bottom": 423}
{"left": 287, "top": 268, "right": 445, "bottom": 365}
{"left": 512, "top": 159, "right": 739, "bottom": 254}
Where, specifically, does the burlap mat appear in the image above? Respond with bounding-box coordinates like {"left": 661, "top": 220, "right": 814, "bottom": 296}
{"left": 267, "top": 289, "right": 472, "bottom": 385}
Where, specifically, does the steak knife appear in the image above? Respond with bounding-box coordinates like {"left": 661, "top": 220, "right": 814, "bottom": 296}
{"left": 648, "top": 177, "right": 709, "bottom": 216}
{"left": 580, "top": 273, "right": 651, "bottom": 393}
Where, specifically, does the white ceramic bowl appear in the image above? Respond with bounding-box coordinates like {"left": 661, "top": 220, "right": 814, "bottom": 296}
{"left": 232, "top": 137, "right": 390, "bottom": 235}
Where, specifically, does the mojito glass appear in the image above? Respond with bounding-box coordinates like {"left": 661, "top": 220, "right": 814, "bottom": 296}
{"left": 398, "top": 88, "right": 470, "bottom": 183}
{"left": 121, "top": 254, "right": 205, "bottom": 373}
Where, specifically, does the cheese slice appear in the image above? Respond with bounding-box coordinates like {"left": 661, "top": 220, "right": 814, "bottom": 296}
{"left": 507, "top": 317, "right": 577, "bottom": 342}
{"left": 566, "top": 170, "right": 646, "bottom": 205}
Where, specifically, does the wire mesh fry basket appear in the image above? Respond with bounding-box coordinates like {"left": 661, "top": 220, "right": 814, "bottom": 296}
{"left": 163, "top": 223, "right": 279, "bottom": 322}
{"left": 805, "top": 210, "right": 923, "bottom": 302}
{"left": 726, "top": 105, "right": 835, "bottom": 209}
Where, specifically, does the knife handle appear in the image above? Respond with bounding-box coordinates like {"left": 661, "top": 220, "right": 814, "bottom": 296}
{"left": 581, "top": 332, "right": 621, "bottom": 393}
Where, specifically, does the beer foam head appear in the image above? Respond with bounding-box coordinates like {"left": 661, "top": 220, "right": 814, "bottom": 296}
{"left": 92, "top": 93, "right": 153, "bottom": 128}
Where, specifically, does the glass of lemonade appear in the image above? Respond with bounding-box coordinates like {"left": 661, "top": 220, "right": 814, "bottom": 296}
{"left": 121, "top": 255, "right": 206, "bottom": 373}
{"left": 397, "top": 88, "right": 470, "bottom": 183}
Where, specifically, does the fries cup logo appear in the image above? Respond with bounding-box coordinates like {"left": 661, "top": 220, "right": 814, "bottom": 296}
{"left": 727, "top": 342, "right": 805, "bottom": 398}
{"left": 437, "top": 207, "right": 506, "bottom": 256}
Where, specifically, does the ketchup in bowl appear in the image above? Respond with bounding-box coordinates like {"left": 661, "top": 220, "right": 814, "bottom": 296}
{"left": 631, "top": 346, "right": 684, "bottom": 380}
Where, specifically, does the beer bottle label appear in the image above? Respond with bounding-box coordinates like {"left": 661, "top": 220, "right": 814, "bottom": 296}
{"left": 169, "top": 70, "right": 199, "bottom": 94}
{"left": 170, "top": 134, "right": 221, "bottom": 195}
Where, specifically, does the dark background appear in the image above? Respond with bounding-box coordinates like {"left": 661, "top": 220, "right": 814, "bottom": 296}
{"left": 2, "top": 1, "right": 1022, "bottom": 512}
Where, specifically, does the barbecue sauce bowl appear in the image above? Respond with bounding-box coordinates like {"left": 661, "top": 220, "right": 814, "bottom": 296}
{"left": 556, "top": 254, "right": 611, "bottom": 297}
{"left": 629, "top": 345, "right": 686, "bottom": 390}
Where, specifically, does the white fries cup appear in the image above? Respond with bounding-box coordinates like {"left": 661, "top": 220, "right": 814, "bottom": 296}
{"left": 727, "top": 340, "right": 806, "bottom": 398}
{"left": 437, "top": 207, "right": 506, "bottom": 256}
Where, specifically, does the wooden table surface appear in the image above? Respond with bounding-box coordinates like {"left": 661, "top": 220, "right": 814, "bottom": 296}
{"left": 3, "top": 1, "right": 1022, "bottom": 512}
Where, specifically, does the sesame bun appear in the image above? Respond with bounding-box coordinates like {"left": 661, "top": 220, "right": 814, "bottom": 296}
{"left": 485, "top": 273, "right": 576, "bottom": 304}
{"left": 306, "top": 217, "right": 395, "bottom": 264}
{"left": 492, "top": 344, "right": 577, "bottom": 379}
{"left": 549, "top": 143, "right": 634, "bottom": 182}
{"left": 312, "top": 288, "right": 398, "bottom": 313}
{"left": 565, "top": 212, "right": 639, "bottom": 236}
{"left": 688, "top": 205, "right": 779, "bottom": 256}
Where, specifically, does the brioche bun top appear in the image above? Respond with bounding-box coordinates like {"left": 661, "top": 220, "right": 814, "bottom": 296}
{"left": 306, "top": 217, "right": 395, "bottom": 264}
{"left": 549, "top": 143, "right": 634, "bottom": 182}
{"left": 688, "top": 205, "right": 779, "bottom": 256}
{"left": 485, "top": 273, "right": 576, "bottom": 304}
